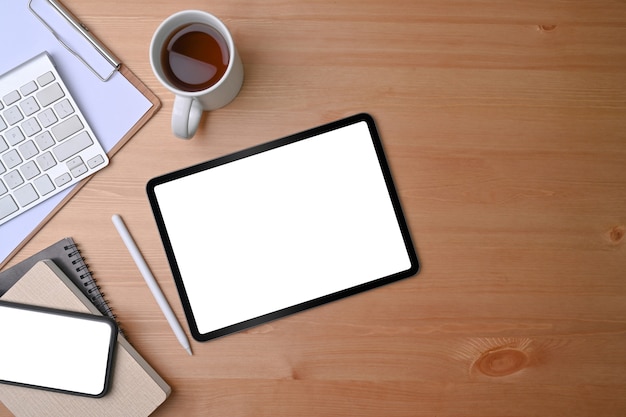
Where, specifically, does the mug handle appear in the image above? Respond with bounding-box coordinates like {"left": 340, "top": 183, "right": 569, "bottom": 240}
{"left": 172, "top": 95, "right": 203, "bottom": 139}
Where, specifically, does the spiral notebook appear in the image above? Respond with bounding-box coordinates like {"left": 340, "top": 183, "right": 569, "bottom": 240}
{"left": 0, "top": 260, "right": 170, "bottom": 416}
{"left": 0, "top": 237, "right": 114, "bottom": 320}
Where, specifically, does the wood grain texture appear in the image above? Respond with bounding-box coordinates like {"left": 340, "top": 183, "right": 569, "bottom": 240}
{"left": 2, "top": 0, "right": 625, "bottom": 415}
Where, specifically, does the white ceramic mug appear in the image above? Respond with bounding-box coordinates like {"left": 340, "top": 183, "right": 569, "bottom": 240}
{"left": 150, "top": 11, "right": 244, "bottom": 139}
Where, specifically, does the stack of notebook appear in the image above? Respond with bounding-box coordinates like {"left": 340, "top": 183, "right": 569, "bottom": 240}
{"left": 0, "top": 239, "right": 170, "bottom": 417}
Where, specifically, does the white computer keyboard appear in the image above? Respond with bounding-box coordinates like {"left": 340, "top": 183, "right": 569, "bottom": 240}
{"left": 0, "top": 52, "right": 109, "bottom": 226}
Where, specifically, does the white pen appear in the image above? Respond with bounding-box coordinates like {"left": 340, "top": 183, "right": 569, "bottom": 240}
{"left": 112, "top": 214, "right": 193, "bottom": 356}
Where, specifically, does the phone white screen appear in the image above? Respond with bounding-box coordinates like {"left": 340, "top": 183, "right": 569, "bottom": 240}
{"left": 0, "top": 302, "right": 116, "bottom": 397}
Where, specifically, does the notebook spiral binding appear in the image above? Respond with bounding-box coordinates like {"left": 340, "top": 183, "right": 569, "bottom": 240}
{"left": 63, "top": 242, "right": 122, "bottom": 333}
{"left": 0, "top": 237, "right": 125, "bottom": 335}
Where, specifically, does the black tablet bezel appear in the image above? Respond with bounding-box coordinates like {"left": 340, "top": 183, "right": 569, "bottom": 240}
{"left": 147, "top": 113, "right": 419, "bottom": 341}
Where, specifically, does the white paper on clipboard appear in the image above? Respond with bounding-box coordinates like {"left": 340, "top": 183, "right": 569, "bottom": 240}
{"left": 0, "top": 0, "right": 153, "bottom": 266}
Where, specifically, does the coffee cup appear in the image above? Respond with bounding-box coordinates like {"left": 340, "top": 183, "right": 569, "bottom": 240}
{"left": 150, "top": 11, "right": 244, "bottom": 139}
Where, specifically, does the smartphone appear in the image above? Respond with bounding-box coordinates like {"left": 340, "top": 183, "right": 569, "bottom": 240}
{"left": 0, "top": 300, "right": 117, "bottom": 397}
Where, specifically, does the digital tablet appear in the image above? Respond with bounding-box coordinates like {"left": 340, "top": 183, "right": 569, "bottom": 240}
{"left": 147, "top": 113, "right": 419, "bottom": 341}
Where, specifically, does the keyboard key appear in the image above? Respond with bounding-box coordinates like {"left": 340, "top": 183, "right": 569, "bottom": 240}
{"left": 67, "top": 156, "right": 87, "bottom": 178}
{"left": 20, "top": 96, "right": 40, "bottom": 116}
{"left": 0, "top": 179, "right": 6, "bottom": 195}
{"left": 87, "top": 154, "right": 105, "bottom": 169}
{"left": 22, "top": 118, "right": 41, "bottom": 137}
{"left": 0, "top": 115, "right": 7, "bottom": 132}
{"left": 34, "top": 131, "right": 55, "bottom": 150}
{"left": 4, "top": 105, "right": 23, "bottom": 125}
{"left": 20, "top": 160, "right": 40, "bottom": 180}
{"left": 53, "top": 131, "right": 93, "bottom": 161}
{"left": 34, "top": 174, "right": 55, "bottom": 196}
{"left": 4, "top": 169, "right": 24, "bottom": 189}
{"left": 36, "top": 151, "right": 57, "bottom": 171}
{"left": 18, "top": 140, "right": 38, "bottom": 160}
{"left": 38, "top": 108, "right": 57, "bottom": 127}
{"left": 0, "top": 194, "right": 18, "bottom": 220}
{"left": 36, "top": 82, "right": 64, "bottom": 107}
{"left": 54, "top": 99, "right": 74, "bottom": 118}
{"left": 20, "top": 80, "right": 38, "bottom": 96}
{"left": 37, "top": 71, "right": 55, "bottom": 86}
{"left": 0, "top": 160, "right": 5, "bottom": 175}
{"left": 3, "top": 149, "right": 22, "bottom": 169}
{"left": 0, "top": 136, "right": 7, "bottom": 153}
{"left": 54, "top": 172, "right": 71, "bottom": 187}
{"left": 5, "top": 126, "right": 25, "bottom": 146}
{"left": 51, "top": 115, "right": 83, "bottom": 141}
{"left": 14, "top": 183, "right": 39, "bottom": 207}
{"left": 71, "top": 163, "right": 87, "bottom": 178}
{"left": 67, "top": 156, "right": 84, "bottom": 170}
{"left": 3, "top": 90, "right": 20, "bottom": 106}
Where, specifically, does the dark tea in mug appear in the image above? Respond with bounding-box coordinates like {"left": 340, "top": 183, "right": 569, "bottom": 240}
{"left": 161, "top": 23, "right": 230, "bottom": 92}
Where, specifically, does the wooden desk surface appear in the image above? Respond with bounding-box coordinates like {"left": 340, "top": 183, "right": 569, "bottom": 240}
{"left": 3, "top": 0, "right": 626, "bottom": 415}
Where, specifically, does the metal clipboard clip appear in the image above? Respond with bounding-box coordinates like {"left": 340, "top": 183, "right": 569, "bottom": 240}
{"left": 28, "top": 0, "right": 121, "bottom": 81}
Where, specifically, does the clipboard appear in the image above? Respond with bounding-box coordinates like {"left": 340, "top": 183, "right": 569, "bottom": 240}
{"left": 0, "top": 0, "right": 161, "bottom": 268}
{"left": 147, "top": 113, "right": 419, "bottom": 341}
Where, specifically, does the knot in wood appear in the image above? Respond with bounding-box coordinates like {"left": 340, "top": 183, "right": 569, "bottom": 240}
{"left": 608, "top": 225, "right": 625, "bottom": 244}
{"left": 537, "top": 24, "right": 557, "bottom": 32}
{"left": 474, "top": 347, "right": 529, "bottom": 377}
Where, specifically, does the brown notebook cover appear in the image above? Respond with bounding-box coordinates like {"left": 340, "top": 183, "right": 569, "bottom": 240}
{"left": 0, "top": 260, "right": 170, "bottom": 417}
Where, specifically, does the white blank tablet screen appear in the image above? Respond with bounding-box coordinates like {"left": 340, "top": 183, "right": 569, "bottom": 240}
{"left": 150, "top": 115, "right": 417, "bottom": 340}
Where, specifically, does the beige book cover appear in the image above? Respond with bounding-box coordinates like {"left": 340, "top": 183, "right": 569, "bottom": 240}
{"left": 0, "top": 260, "right": 171, "bottom": 417}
